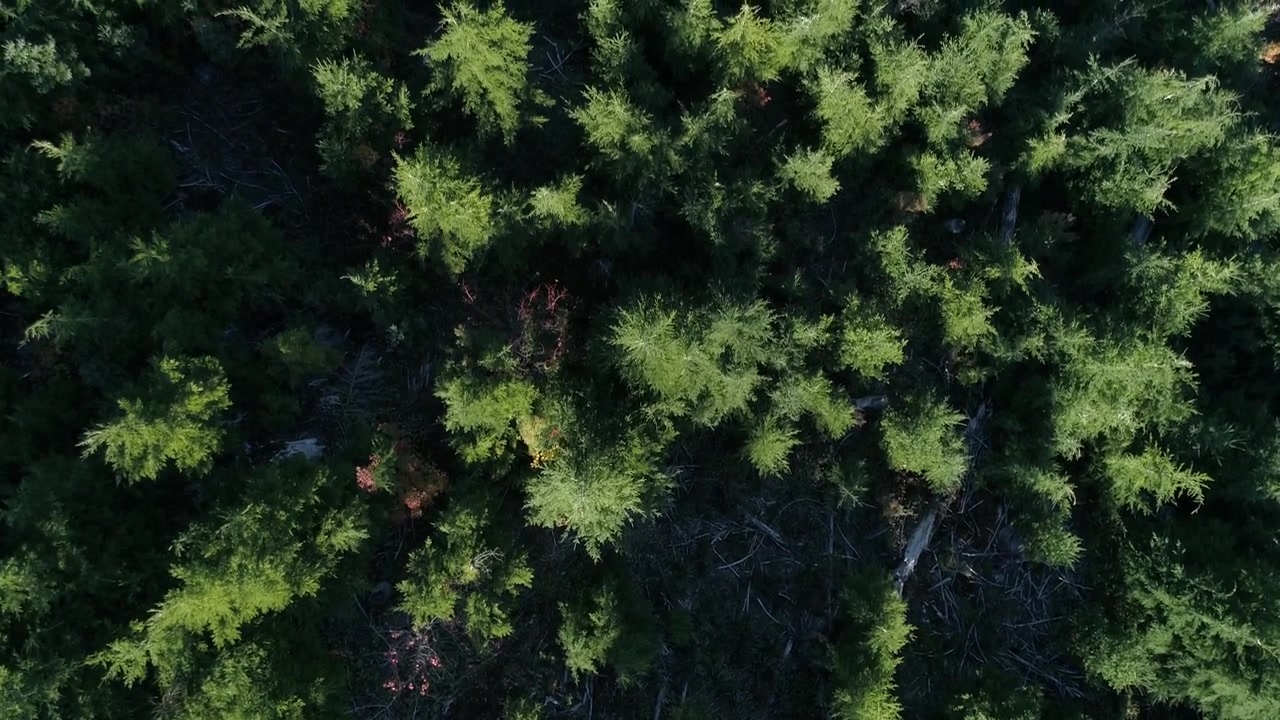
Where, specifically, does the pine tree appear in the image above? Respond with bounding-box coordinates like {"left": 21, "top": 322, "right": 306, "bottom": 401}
{"left": 435, "top": 371, "right": 537, "bottom": 465}
{"left": 1077, "top": 532, "right": 1280, "bottom": 720}
{"left": 924, "top": 11, "right": 1034, "bottom": 115}
{"left": 218, "top": 0, "right": 358, "bottom": 64}
{"left": 813, "top": 68, "right": 888, "bottom": 159}
{"left": 557, "top": 577, "right": 659, "bottom": 681}
{"left": 1050, "top": 339, "right": 1196, "bottom": 458}
{"left": 312, "top": 55, "right": 412, "bottom": 177}
{"left": 714, "top": 4, "right": 788, "bottom": 85}
{"left": 1123, "top": 248, "right": 1239, "bottom": 338}
{"left": 1100, "top": 446, "right": 1210, "bottom": 513}
{"left": 880, "top": 392, "right": 967, "bottom": 493}
{"left": 839, "top": 296, "right": 905, "bottom": 380}
{"left": 418, "top": 1, "right": 537, "bottom": 143}
{"left": 780, "top": 0, "right": 859, "bottom": 74}
{"left": 609, "top": 296, "right": 773, "bottom": 426}
{"left": 96, "top": 460, "right": 366, "bottom": 692}
{"left": 1185, "top": 131, "right": 1280, "bottom": 241}
{"left": 558, "top": 585, "right": 622, "bottom": 677}
{"left": 572, "top": 87, "right": 675, "bottom": 188}
{"left": 397, "top": 489, "right": 532, "bottom": 642}
{"left": 910, "top": 149, "right": 990, "bottom": 209}
{"left": 830, "top": 569, "right": 913, "bottom": 720}
{"left": 525, "top": 427, "right": 667, "bottom": 557}
{"left": 80, "top": 356, "right": 232, "bottom": 483}
{"left": 779, "top": 147, "right": 840, "bottom": 202}
{"left": 529, "top": 175, "right": 589, "bottom": 228}
{"left": 394, "top": 144, "right": 496, "bottom": 274}
{"left": 865, "top": 14, "right": 929, "bottom": 127}
{"left": 1059, "top": 60, "right": 1239, "bottom": 214}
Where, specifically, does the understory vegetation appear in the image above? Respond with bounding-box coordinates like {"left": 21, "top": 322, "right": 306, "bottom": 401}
{"left": 4, "top": 1, "right": 1280, "bottom": 718}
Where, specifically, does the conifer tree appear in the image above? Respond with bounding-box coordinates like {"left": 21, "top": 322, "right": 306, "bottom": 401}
{"left": 1077, "top": 533, "right": 1280, "bottom": 720}
{"left": 96, "top": 460, "right": 366, "bottom": 696}
{"left": 526, "top": 426, "right": 668, "bottom": 557}
{"left": 435, "top": 371, "right": 537, "bottom": 465}
{"left": 830, "top": 570, "right": 913, "bottom": 720}
{"left": 418, "top": 1, "right": 537, "bottom": 143}
{"left": 5, "top": 0, "right": 1280, "bottom": 717}
{"left": 779, "top": 147, "right": 841, "bottom": 202}
{"left": 1185, "top": 131, "right": 1280, "bottom": 241}
{"left": 312, "top": 55, "right": 412, "bottom": 177}
{"left": 609, "top": 297, "right": 772, "bottom": 426}
{"left": 394, "top": 144, "right": 497, "bottom": 274}
{"left": 80, "top": 356, "right": 232, "bottom": 483}
{"left": 880, "top": 392, "right": 967, "bottom": 493}
{"left": 714, "top": 4, "right": 789, "bottom": 85}
{"left": 572, "top": 87, "right": 675, "bottom": 188}
{"left": 1057, "top": 60, "right": 1239, "bottom": 214}
{"left": 1100, "top": 446, "right": 1210, "bottom": 513}
{"left": 813, "top": 68, "right": 889, "bottom": 159}
{"left": 397, "top": 489, "right": 532, "bottom": 642}
{"left": 839, "top": 296, "right": 905, "bottom": 380}
{"left": 1050, "top": 339, "right": 1196, "bottom": 458}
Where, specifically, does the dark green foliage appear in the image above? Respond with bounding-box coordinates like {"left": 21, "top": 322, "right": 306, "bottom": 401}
{"left": 94, "top": 460, "right": 365, "bottom": 720}
{"left": 312, "top": 55, "right": 413, "bottom": 178}
{"left": 1076, "top": 533, "right": 1280, "bottom": 720}
{"left": 1050, "top": 339, "right": 1196, "bottom": 458}
{"left": 1054, "top": 60, "right": 1240, "bottom": 214}
{"left": 5, "top": 0, "right": 1280, "bottom": 718}
{"left": 557, "top": 576, "right": 659, "bottom": 682}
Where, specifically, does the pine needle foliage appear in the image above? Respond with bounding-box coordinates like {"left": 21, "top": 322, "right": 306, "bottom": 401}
{"left": 394, "top": 144, "right": 496, "bottom": 274}
{"left": 880, "top": 392, "right": 967, "bottom": 492}
{"left": 80, "top": 356, "right": 232, "bottom": 483}
{"left": 8, "top": 0, "right": 1280, "bottom": 717}
{"left": 417, "top": 1, "right": 536, "bottom": 143}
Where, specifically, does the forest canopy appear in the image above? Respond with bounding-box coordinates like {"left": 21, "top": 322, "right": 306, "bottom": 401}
{"left": 3, "top": 1, "right": 1280, "bottom": 718}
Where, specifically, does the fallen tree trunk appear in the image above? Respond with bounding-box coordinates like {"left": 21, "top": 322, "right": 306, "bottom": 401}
{"left": 893, "top": 501, "right": 942, "bottom": 595}
{"left": 1001, "top": 183, "right": 1021, "bottom": 245}
{"left": 855, "top": 394, "right": 889, "bottom": 412}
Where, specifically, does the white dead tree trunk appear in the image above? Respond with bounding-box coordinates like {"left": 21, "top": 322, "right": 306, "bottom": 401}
{"left": 855, "top": 394, "right": 889, "bottom": 412}
{"left": 893, "top": 501, "right": 942, "bottom": 594}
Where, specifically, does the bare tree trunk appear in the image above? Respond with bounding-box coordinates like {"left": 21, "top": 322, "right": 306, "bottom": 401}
{"left": 1001, "top": 183, "right": 1021, "bottom": 245}
{"left": 855, "top": 394, "right": 889, "bottom": 412}
{"left": 1129, "top": 215, "right": 1153, "bottom": 246}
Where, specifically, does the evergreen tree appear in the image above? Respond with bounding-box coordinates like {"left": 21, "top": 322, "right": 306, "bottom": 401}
{"left": 4, "top": 0, "right": 1280, "bottom": 717}
{"left": 830, "top": 569, "right": 913, "bottom": 720}
{"left": 880, "top": 392, "right": 967, "bottom": 493}
{"left": 1057, "top": 60, "right": 1239, "bottom": 214}
{"left": 96, "top": 460, "right": 366, "bottom": 709}
{"left": 526, "top": 425, "right": 668, "bottom": 557}
{"left": 397, "top": 489, "right": 532, "bottom": 642}
{"left": 418, "top": 1, "right": 538, "bottom": 143}
{"left": 394, "top": 144, "right": 497, "bottom": 274}
{"left": 312, "top": 55, "right": 413, "bottom": 178}
{"left": 80, "top": 356, "right": 232, "bottom": 483}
